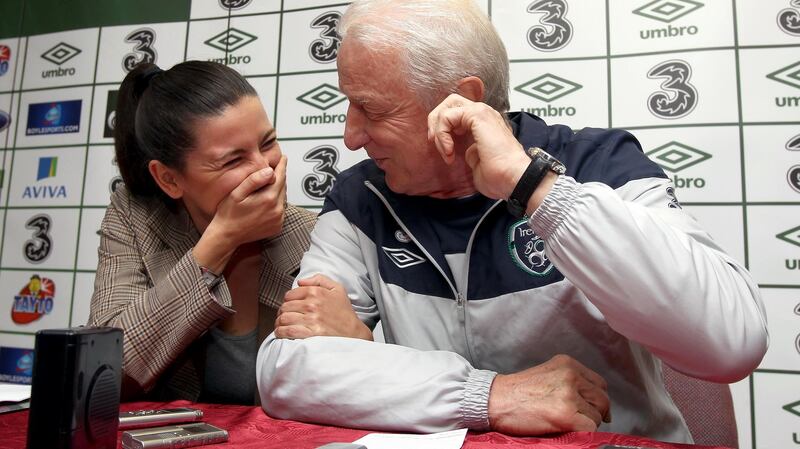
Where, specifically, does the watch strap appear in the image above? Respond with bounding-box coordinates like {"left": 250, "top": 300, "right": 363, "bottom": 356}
{"left": 506, "top": 155, "right": 550, "bottom": 218}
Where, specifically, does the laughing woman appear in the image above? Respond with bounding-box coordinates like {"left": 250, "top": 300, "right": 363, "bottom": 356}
{"left": 88, "top": 61, "right": 315, "bottom": 404}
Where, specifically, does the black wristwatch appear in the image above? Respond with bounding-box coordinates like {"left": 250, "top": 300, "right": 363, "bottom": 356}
{"left": 506, "top": 147, "right": 566, "bottom": 218}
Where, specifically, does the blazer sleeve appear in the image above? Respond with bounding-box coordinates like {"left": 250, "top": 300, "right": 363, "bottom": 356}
{"left": 87, "top": 195, "right": 233, "bottom": 392}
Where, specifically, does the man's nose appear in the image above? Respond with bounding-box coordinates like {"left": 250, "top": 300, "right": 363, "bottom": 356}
{"left": 343, "top": 103, "right": 369, "bottom": 151}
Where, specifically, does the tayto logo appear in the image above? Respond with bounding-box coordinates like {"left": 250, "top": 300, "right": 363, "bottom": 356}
{"left": 26, "top": 100, "right": 81, "bottom": 136}
{"left": 123, "top": 28, "right": 157, "bottom": 73}
{"left": 633, "top": 0, "right": 703, "bottom": 23}
{"left": 219, "top": 0, "right": 251, "bottom": 10}
{"left": 0, "top": 45, "right": 10, "bottom": 77}
{"left": 23, "top": 214, "right": 52, "bottom": 264}
{"left": 104, "top": 90, "right": 119, "bottom": 138}
{"left": 205, "top": 28, "right": 257, "bottom": 65}
{"left": 302, "top": 145, "right": 340, "bottom": 200}
{"left": 788, "top": 164, "right": 800, "bottom": 193}
{"left": 646, "top": 141, "right": 710, "bottom": 190}
{"left": 0, "top": 109, "right": 10, "bottom": 132}
{"left": 309, "top": 11, "right": 341, "bottom": 63}
{"left": 647, "top": 60, "right": 697, "bottom": 119}
{"left": 12, "top": 275, "right": 55, "bottom": 324}
{"left": 0, "top": 347, "right": 34, "bottom": 384}
{"left": 508, "top": 219, "right": 554, "bottom": 276}
{"left": 22, "top": 157, "right": 67, "bottom": 200}
{"left": 777, "top": 0, "right": 800, "bottom": 36}
{"left": 526, "top": 0, "right": 573, "bottom": 52}
{"left": 515, "top": 73, "right": 581, "bottom": 118}
{"left": 297, "top": 84, "right": 347, "bottom": 126}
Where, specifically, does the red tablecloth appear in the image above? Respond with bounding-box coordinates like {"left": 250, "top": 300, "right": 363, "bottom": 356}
{"left": 0, "top": 400, "right": 733, "bottom": 449}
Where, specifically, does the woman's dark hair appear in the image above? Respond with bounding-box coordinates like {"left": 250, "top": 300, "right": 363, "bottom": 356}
{"left": 114, "top": 61, "right": 257, "bottom": 199}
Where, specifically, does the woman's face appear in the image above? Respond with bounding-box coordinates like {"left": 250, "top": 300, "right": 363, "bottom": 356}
{"left": 168, "top": 95, "right": 282, "bottom": 231}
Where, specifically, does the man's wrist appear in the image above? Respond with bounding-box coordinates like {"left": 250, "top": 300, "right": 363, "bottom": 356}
{"left": 525, "top": 171, "right": 559, "bottom": 216}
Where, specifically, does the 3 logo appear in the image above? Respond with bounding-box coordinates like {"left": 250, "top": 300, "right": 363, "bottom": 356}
{"left": 122, "top": 28, "right": 157, "bottom": 72}
{"left": 647, "top": 60, "right": 697, "bottom": 119}
{"left": 309, "top": 11, "right": 342, "bottom": 63}
{"left": 777, "top": 0, "right": 800, "bottom": 36}
{"left": 302, "top": 145, "right": 340, "bottom": 200}
{"left": 104, "top": 90, "right": 119, "bottom": 138}
{"left": 12, "top": 275, "right": 55, "bottom": 325}
{"left": 23, "top": 214, "right": 52, "bottom": 264}
{"left": 526, "top": 0, "right": 573, "bottom": 52}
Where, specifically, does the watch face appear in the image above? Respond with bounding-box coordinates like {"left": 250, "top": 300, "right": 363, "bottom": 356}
{"left": 528, "top": 147, "right": 566, "bottom": 174}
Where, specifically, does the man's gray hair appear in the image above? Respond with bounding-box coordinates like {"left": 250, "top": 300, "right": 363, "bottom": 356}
{"left": 338, "top": 0, "right": 510, "bottom": 112}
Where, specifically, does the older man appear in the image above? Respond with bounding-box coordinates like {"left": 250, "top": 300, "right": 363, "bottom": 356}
{"left": 257, "top": 0, "right": 767, "bottom": 442}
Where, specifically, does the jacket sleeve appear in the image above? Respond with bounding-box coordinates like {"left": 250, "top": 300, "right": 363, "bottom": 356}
{"left": 87, "top": 197, "right": 233, "bottom": 392}
{"left": 256, "top": 210, "right": 496, "bottom": 432}
{"left": 531, "top": 164, "right": 768, "bottom": 382}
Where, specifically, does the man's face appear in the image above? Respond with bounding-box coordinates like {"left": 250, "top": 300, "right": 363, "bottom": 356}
{"left": 337, "top": 39, "right": 464, "bottom": 197}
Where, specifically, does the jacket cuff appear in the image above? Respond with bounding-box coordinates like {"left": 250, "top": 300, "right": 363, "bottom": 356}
{"left": 529, "top": 175, "right": 580, "bottom": 239}
{"left": 460, "top": 368, "right": 497, "bottom": 430}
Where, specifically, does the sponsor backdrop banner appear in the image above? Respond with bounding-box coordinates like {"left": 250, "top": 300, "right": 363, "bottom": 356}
{"left": 0, "top": 0, "right": 797, "bottom": 446}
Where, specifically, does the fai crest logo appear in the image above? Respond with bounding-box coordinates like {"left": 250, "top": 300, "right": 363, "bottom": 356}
{"left": 647, "top": 60, "right": 697, "bottom": 119}
{"left": 302, "top": 145, "right": 340, "bottom": 200}
{"left": 526, "top": 0, "right": 573, "bottom": 52}
{"left": 310, "top": 11, "right": 342, "bottom": 63}
{"left": 508, "top": 220, "right": 553, "bottom": 276}
{"left": 12, "top": 275, "right": 55, "bottom": 324}
{"left": 23, "top": 214, "right": 52, "bottom": 264}
{"left": 778, "top": 0, "right": 800, "bottom": 36}
{"left": 219, "top": 0, "right": 252, "bottom": 10}
{"left": 122, "top": 28, "right": 157, "bottom": 72}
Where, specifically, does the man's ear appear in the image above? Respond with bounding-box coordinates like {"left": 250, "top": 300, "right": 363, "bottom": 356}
{"left": 148, "top": 160, "right": 184, "bottom": 199}
{"left": 455, "top": 76, "right": 485, "bottom": 103}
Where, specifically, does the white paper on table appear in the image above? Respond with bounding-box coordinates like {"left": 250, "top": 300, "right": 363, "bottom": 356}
{"left": 353, "top": 428, "right": 467, "bottom": 449}
{"left": 0, "top": 383, "right": 31, "bottom": 403}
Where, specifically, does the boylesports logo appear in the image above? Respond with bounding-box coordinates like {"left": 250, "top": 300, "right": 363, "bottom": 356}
{"left": 302, "top": 145, "right": 340, "bottom": 200}
{"left": 26, "top": 100, "right": 81, "bottom": 136}
{"left": 12, "top": 275, "right": 55, "bottom": 324}
{"left": 777, "top": 0, "right": 800, "bottom": 36}
{"left": 508, "top": 219, "right": 554, "bottom": 276}
{"left": 526, "top": 0, "right": 573, "bottom": 52}
{"left": 309, "top": 11, "right": 342, "bottom": 63}
{"left": 647, "top": 60, "right": 698, "bottom": 119}
{"left": 122, "top": 28, "right": 157, "bottom": 72}
{"left": 23, "top": 214, "right": 53, "bottom": 264}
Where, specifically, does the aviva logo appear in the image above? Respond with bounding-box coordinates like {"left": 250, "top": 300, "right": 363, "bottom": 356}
{"left": 36, "top": 157, "right": 57, "bottom": 181}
